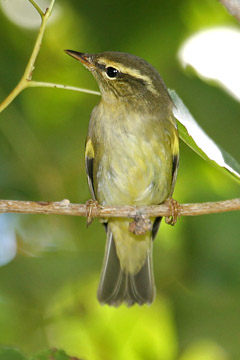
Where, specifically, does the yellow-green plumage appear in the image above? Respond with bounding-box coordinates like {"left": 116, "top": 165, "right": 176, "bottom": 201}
{"left": 66, "top": 50, "right": 179, "bottom": 306}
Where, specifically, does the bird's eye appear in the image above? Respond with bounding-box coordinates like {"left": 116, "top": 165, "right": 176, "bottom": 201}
{"left": 106, "top": 67, "right": 119, "bottom": 79}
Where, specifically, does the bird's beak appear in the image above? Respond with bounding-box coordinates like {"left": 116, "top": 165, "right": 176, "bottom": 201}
{"left": 65, "top": 50, "right": 94, "bottom": 69}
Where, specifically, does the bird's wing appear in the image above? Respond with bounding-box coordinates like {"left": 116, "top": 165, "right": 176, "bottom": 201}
{"left": 171, "top": 153, "right": 179, "bottom": 194}
{"left": 85, "top": 137, "right": 96, "bottom": 200}
{"left": 170, "top": 119, "right": 180, "bottom": 196}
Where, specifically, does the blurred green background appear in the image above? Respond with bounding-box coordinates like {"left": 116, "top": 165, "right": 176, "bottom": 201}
{"left": 0, "top": 0, "right": 240, "bottom": 359}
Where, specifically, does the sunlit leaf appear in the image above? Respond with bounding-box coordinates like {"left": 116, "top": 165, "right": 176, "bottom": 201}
{"left": 169, "top": 89, "right": 240, "bottom": 183}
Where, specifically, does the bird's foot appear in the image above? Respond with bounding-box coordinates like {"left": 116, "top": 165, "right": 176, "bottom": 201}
{"left": 129, "top": 215, "right": 152, "bottom": 235}
{"left": 85, "top": 199, "right": 100, "bottom": 226}
{"left": 165, "top": 198, "right": 180, "bottom": 226}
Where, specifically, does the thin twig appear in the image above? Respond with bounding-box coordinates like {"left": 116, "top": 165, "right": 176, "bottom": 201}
{"left": 28, "top": 0, "right": 44, "bottom": 18}
{"left": 22, "top": 1, "right": 55, "bottom": 82}
{"left": 0, "top": 0, "right": 101, "bottom": 113}
{"left": 0, "top": 198, "right": 239, "bottom": 218}
{"left": 29, "top": 81, "right": 101, "bottom": 96}
{"left": 0, "top": 0, "right": 55, "bottom": 113}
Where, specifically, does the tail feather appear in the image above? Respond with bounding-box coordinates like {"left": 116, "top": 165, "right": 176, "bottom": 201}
{"left": 97, "top": 228, "right": 155, "bottom": 306}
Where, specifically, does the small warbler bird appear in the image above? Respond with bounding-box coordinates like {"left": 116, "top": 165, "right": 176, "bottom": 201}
{"left": 65, "top": 50, "right": 179, "bottom": 306}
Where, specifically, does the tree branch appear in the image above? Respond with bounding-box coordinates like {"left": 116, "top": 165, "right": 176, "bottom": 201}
{"left": 0, "top": 198, "right": 239, "bottom": 218}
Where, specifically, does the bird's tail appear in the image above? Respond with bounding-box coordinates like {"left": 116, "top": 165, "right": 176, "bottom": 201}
{"left": 97, "top": 222, "right": 156, "bottom": 306}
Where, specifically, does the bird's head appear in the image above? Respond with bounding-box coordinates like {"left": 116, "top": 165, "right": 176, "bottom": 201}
{"left": 65, "top": 50, "right": 171, "bottom": 108}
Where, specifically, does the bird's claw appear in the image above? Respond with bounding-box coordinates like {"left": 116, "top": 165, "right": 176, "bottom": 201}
{"left": 85, "top": 199, "right": 99, "bottom": 226}
{"left": 165, "top": 198, "right": 180, "bottom": 226}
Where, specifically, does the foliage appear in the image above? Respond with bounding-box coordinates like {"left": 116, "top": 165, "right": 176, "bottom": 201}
{"left": 170, "top": 90, "right": 240, "bottom": 183}
{"left": 0, "top": 0, "right": 239, "bottom": 359}
{"left": 0, "top": 348, "right": 82, "bottom": 360}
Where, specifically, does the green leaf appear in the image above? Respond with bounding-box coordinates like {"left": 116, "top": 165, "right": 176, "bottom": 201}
{"left": 169, "top": 89, "right": 240, "bottom": 183}
{"left": 31, "top": 349, "right": 83, "bottom": 360}
{"left": 0, "top": 348, "right": 27, "bottom": 360}
{"left": 0, "top": 348, "right": 83, "bottom": 360}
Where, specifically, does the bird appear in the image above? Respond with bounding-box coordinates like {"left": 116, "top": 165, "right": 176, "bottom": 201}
{"left": 65, "top": 50, "right": 179, "bottom": 306}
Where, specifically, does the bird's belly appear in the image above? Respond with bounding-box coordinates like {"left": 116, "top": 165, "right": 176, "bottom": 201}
{"left": 96, "top": 136, "right": 171, "bottom": 206}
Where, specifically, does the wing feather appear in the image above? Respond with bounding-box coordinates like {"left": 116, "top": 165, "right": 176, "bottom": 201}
{"left": 85, "top": 138, "right": 96, "bottom": 200}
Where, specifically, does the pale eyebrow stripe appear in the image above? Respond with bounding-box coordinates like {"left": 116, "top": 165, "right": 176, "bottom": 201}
{"left": 97, "top": 58, "right": 158, "bottom": 95}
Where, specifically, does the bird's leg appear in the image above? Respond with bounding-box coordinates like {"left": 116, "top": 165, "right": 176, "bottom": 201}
{"left": 165, "top": 198, "right": 180, "bottom": 226}
{"left": 85, "top": 199, "right": 100, "bottom": 226}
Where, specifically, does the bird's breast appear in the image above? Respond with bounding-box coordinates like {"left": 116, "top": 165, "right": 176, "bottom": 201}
{"left": 91, "top": 104, "right": 173, "bottom": 206}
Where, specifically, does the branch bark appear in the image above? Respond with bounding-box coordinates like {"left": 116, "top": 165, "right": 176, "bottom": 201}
{"left": 0, "top": 198, "right": 239, "bottom": 218}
